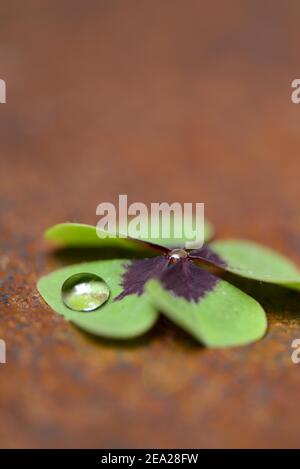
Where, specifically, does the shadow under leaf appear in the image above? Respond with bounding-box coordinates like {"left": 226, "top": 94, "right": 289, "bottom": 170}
{"left": 53, "top": 245, "right": 156, "bottom": 265}
{"left": 73, "top": 315, "right": 201, "bottom": 350}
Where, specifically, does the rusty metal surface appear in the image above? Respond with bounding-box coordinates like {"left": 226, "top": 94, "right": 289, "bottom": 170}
{"left": 1, "top": 0, "right": 300, "bottom": 448}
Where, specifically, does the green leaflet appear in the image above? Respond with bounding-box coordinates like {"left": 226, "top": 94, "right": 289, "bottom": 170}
{"left": 146, "top": 278, "right": 267, "bottom": 347}
{"left": 44, "top": 219, "right": 214, "bottom": 250}
{"left": 37, "top": 260, "right": 158, "bottom": 339}
{"left": 45, "top": 223, "right": 139, "bottom": 250}
{"left": 210, "top": 239, "right": 300, "bottom": 288}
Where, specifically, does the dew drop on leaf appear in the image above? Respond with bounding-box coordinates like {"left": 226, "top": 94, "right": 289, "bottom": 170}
{"left": 169, "top": 248, "right": 188, "bottom": 263}
{"left": 61, "top": 273, "right": 110, "bottom": 312}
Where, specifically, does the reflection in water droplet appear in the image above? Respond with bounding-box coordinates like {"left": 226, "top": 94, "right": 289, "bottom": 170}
{"left": 61, "top": 273, "right": 110, "bottom": 312}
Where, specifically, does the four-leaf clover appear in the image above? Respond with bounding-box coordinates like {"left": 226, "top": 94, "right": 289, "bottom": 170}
{"left": 37, "top": 221, "right": 300, "bottom": 347}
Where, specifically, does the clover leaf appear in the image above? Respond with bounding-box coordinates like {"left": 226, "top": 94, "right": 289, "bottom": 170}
{"left": 146, "top": 279, "right": 266, "bottom": 348}
{"left": 37, "top": 220, "right": 300, "bottom": 347}
{"left": 37, "top": 259, "right": 158, "bottom": 339}
{"left": 44, "top": 217, "right": 214, "bottom": 249}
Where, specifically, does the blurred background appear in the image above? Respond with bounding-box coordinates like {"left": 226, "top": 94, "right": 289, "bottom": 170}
{"left": 1, "top": 0, "right": 300, "bottom": 448}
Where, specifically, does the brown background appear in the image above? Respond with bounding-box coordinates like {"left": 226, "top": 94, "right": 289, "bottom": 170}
{"left": 1, "top": 0, "right": 300, "bottom": 448}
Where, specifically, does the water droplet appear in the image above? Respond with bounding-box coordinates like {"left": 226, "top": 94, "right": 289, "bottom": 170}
{"left": 169, "top": 248, "right": 188, "bottom": 263}
{"left": 61, "top": 273, "right": 110, "bottom": 312}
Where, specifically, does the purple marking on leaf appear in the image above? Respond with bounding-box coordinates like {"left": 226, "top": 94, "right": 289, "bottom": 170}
{"left": 115, "top": 256, "right": 169, "bottom": 300}
{"left": 188, "top": 245, "right": 227, "bottom": 268}
{"left": 115, "top": 254, "right": 220, "bottom": 303}
{"left": 159, "top": 259, "right": 219, "bottom": 302}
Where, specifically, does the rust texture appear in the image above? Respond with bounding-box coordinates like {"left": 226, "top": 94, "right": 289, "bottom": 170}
{"left": 1, "top": 0, "right": 300, "bottom": 448}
